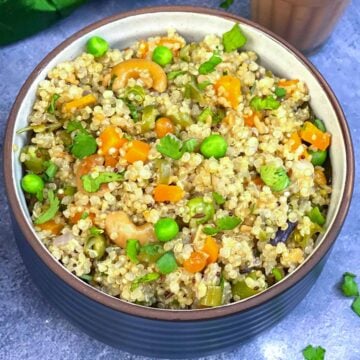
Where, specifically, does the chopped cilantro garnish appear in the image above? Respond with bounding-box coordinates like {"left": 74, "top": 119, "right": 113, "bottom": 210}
{"left": 81, "top": 172, "right": 124, "bottom": 193}
{"left": 220, "top": 0, "right": 234, "bottom": 10}
{"left": 167, "top": 70, "right": 186, "bottom": 80}
{"left": 250, "top": 96, "right": 281, "bottom": 111}
{"left": 302, "top": 345, "right": 326, "bottom": 360}
{"left": 199, "top": 54, "right": 222, "bottom": 75}
{"left": 66, "top": 120, "right": 85, "bottom": 133}
{"left": 34, "top": 190, "right": 60, "bottom": 224}
{"left": 182, "top": 139, "right": 198, "bottom": 153}
{"left": 203, "top": 215, "right": 242, "bottom": 235}
{"left": 212, "top": 192, "right": 225, "bottom": 205}
{"left": 131, "top": 272, "right": 160, "bottom": 291}
{"left": 47, "top": 94, "right": 60, "bottom": 114}
{"left": 70, "top": 132, "right": 97, "bottom": 159}
{"left": 341, "top": 272, "right": 359, "bottom": 297}
{"left": 197, "top": 80, "right": 212, "bottom": 91}
{"left": 352, "top": 296, "right": 360, "bottom": 317}
{"left": 275, "top": 87, "right": 286, "bottom": 98}
{"left": 222, "top": 24, "right": 247, "bottom": 53}
{"left": 156, "top": 135, "right": 198, "bottom": 160}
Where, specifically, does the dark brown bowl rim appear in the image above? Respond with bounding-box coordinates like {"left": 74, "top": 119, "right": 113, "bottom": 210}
{"left": 4, "top": 5, "right": 354, "bottom": 321}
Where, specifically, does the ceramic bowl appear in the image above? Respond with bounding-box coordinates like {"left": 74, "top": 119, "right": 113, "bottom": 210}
{"left": 3, "top": 6, "right": 354, "bottom": 358}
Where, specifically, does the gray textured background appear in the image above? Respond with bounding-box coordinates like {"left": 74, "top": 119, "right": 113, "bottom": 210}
{"left": 1, "top": 1, "right": 359, "bottom": 359}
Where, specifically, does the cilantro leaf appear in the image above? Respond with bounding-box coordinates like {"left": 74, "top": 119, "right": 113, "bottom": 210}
{"left": 222, "top": 23, "right": 247, "bottom": 53}
{"left": 302, "top": 345, "right": 326, "bottom": 360}
{"left": 203, "top": 227, "right": 220, "bottom": 236}
{"left": 275, "top": 87, "right": 286, "bottom": 98}
{"left": 81, "top": 172, "right": 124, "bottom": 193}
{"left": 66, "top": 120, "right": 85, "bottom": 133}
{"left": 216, "top": 215, "right": 242, "bottom": 230}
{"left": 182, "top": 139, "right": 198, "bottom": 153}
{"left": 250, "top": 96, "right": 281, "bottom": 111}
{"left": 131, "top": 272, "right": 160, "bottom": 291}
{"left": 199, "top": 54, "right": 222, "bottom": 75}
{"left": 156, "top": 135, "right": 183, "bottom": 160}
{"left": 352, "top": 296, "right": 360, "bottom": 317}
{"left": 220, "top": 0, "right": 234, "bottom": 9}
{"left": 341, "top": 272, "right": 359, "bottom": 297}
{"left": 34, "top": 190, "right": 60, "bottom": 224}
{"left": 197, "top": 80, "right": 212, "bottom": 91}
{"left": 202, "top": 215, "right": 242, "bottom": 235}
{"left": 167, "top": 70, "right": 186, "bottom": 80}
{"left": 212, "top": 192, "right": 225, "bottom": 205}
{"left": 47, "top": 94, "right": 60, "bottom": 114}
{"left": 156, "top": 135, "right": 198, "bottom": 160}
{"left": 70, "top": 132, "right": 97, "bottom": 159}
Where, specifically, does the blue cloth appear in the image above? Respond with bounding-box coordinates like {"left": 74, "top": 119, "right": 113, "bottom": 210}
{"left": 0, "top": 1, "right": 359, "bottom": 359}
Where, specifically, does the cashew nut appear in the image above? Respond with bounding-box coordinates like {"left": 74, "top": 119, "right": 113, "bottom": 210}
{"left": 105, "top": 211, "right": 156, "bottom": 248}
{"left": 111, "top": 59, "right": 167, "bottom": 93}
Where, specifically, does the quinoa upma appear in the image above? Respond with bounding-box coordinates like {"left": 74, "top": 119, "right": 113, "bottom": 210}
{"left": 19, "top": 24, "right": 332, "bottom": 308}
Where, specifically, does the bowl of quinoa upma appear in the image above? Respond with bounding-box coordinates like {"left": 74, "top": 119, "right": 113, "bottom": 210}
{"left": 4, "top": 6, "right": 354, "bottom": 357}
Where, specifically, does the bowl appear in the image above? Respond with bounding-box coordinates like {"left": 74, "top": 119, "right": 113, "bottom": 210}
{"left": 3, "top": 6, "right": 354, "bottom": 358}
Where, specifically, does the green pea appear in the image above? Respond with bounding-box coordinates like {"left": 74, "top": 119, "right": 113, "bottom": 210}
{"left": 21, "top": 146, "right": 49, "bottom": 174}
{"left": 260, "top": 164, "right": 290, "bottom": 192}
{"left": 86, "top": 36, "right": 109, "bottom": 57}
{"left": 156, "top": 251, "right": 178, "bottom": 274}
{"left": 152, "top": 46, "right": 173, "bottom": 66}
{"left": 187, "top": 197, "right": 215, "bottom": 224}
{"left": 84, "top": 234, "right": 107, "bottom": 260}
{"left": 309, "top": 149, "right": 327, "bottom": 166}
{"left": 21, "top": 174, "right": 44, "bottom": 195}
{"left": 200, "top": 134, "right": 228, "bottom": 159}
{"left": 154, "top": 218, "right": 179, "bottom": 242}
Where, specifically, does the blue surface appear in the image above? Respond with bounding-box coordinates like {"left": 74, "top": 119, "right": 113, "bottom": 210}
{"left": 0, "top": 1, "right": 359, "bottom": 359}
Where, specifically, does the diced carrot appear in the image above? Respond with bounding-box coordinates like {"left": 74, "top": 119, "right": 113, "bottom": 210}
{"left": 70, "top": 211, "right": 95, "bottom": 225}
{"left": 244, "top": 114, "right": 255, "bottom": 127}
{"left": 300, "top": 121, "right": 331, "bottom": 151}
{"left": 104, "top": 155, "right": 118, "bottom": 167}
{"left": 99, "top": 126, "right": 128, "bottom": 155}
{"left": 155, "top": 117, "right": 175, "bottom": 138}
{"left": 214, "top": 75, "right": 241, "bottom": 109}
{"left": 314, "top": 168, "right": 327, "bottom": 186}
{"left": 289, "top": 131, "right": 302, "bottom": 152}
{"left": 37, "top": 220, "right": 63, "bottom": 235}
{"left": 62, "top": 94, "right": 97, "bottom": 113}
{"left": 202, "top": 237, "right": 219, "bottom": 264}
{"left": 124, "top": 140, "right": 150, "bottom": 164}
{"left": 183, "top": 251, "right": 207, "bottom": 273}
{"left": 153, "top": 184, "right": 184, "bottom": 203}
{"left": 252, "top": 176, "right": 264, "bottom": 187}
{"left": 278, "top": 79, "right": 299, "bottom": 87}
